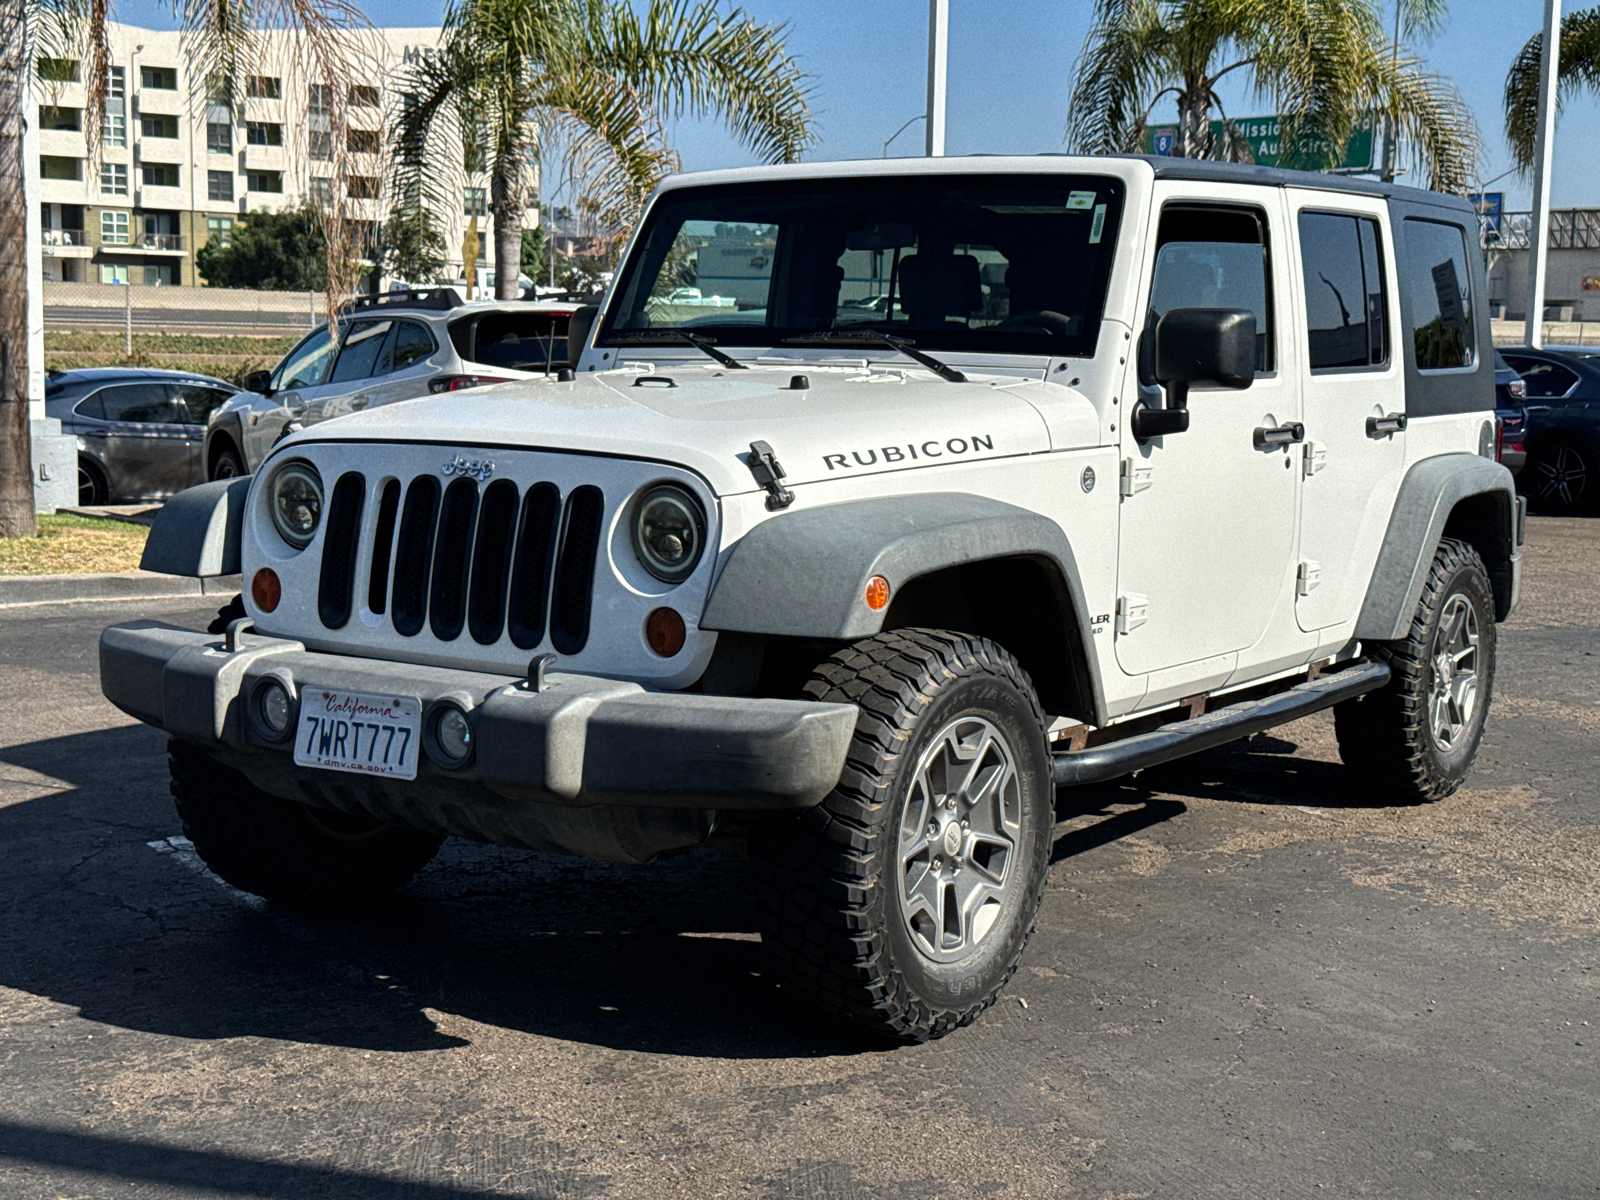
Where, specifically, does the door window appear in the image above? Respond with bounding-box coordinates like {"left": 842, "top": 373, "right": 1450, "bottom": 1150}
{"left": 272, "top": 327, "right": 336, "bottom": 391}
{"left": 171, "top": 384, "right": 233, "bottom": 425}
{"left": 1298, "top": 212, "right": 1388, "bottom": 370}
{"left": 389, "top": 321, "right": 437, "bottom": 371}
{"left": 95, "top": 384, "right": 182, "bottom": 424}
{"left": 1150, "top": 206, "right": 1274, "bottom": 372}
{"left": 1401, "top": 219, "right": 1475, "bottom": 370}
{"left": 328, "top": 319, "right": 394, "bottom": 383}
{"left": 1501, "top": 355, "right": 1579, "bottom": 400}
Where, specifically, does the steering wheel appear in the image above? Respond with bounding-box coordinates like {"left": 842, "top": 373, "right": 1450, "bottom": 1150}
{"left": 994, "top": 310, "right": 1075, "bottom": 336}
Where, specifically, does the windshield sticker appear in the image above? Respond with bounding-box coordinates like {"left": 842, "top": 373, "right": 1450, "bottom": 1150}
{"left": 823, "top": 434, "right": 995, "bottom": 472}
{"left": 1067, "top": 191, "right": 1097, "bottom": 210}
{"left": 1089, "top": 204, "right": 1107, "bottom": 244}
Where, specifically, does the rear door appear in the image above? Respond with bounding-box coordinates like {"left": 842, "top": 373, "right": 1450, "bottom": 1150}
{"left": 169, "top": 382, "right": 237, "bottom": 487}
{"left": 307, "top": 317, "right": 395, "bottom": 422}
{"left": 349, "top": 318, "right": 444, "bottom": 410}
{"left": 1285, "top": 192, "right": 1407, "bottom": 632}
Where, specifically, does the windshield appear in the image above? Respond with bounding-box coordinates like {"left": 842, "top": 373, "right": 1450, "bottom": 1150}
{"left": 601, "top": 174, "right": 1124, "bottom": 359}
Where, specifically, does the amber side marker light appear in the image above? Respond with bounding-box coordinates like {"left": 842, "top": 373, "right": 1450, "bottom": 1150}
{"left": 864, "top": 575, "right": 891, "bottom": 611}
{"left": 252, "top": 568, "right": 282, "bottom": 613}
{"left": 645, "top": 607, "right": 687, "bottom": 657}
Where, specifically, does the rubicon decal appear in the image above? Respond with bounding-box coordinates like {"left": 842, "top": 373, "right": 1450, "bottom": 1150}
{"left": 824, "top": 434, "right": 995, "bottom": 472}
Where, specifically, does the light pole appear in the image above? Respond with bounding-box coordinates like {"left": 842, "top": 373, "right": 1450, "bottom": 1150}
{"left": 882, "top": 114, "right": 925, "bottom": 158}
{"left": 1524, "top": 0, "right": 1562, "bottom": 348}
{"left": 925, "top": 0, "right": 947, "bottom": 156}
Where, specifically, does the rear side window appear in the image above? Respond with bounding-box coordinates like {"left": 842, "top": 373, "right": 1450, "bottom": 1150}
{"left": 1502, "top": 355, "right": 1579, "bottom": 399}
{"left": 1298, "top": 212, "right": 1388, "bottom": 370}
{"left": 97, "top": 383, "right": 181, "bottom": 424}
{"left": 1402, "top": 218, "right": 1475, "bottom": 370}
{"left": 455, "top": 312, "right": 569, "bottom": 371}
{"left": 389, "top": 321, "right": 437, "bottom": 371}
{"left": 329, "top": 319, "right": 394, "bottom": 384}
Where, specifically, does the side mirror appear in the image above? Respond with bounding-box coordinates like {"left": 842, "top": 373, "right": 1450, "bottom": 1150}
{"left": 565, "top": 305, "right": 599, "bottom": 369}
{"left": 240, "top": 369, "right": 272, "bottom": 395}
{"left": 1133, "top": 307, "right": 1256, "bottom": 440}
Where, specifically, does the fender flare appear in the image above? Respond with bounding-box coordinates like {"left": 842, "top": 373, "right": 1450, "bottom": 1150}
{"left": 1354, "top": 454, "right": 1519, "bottom": 641}
{"left": 139, "top": 476, "right": 251, "bottom": 578}
{"left": 700, "top": 493, "right": 1106, "bottom": 723}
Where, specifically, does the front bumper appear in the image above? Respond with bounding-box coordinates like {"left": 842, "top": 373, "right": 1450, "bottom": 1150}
{"left": 100, "top": 621, "right": 857, "bottom": 815}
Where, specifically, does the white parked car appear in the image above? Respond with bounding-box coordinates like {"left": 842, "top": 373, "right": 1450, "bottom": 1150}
{"left": 105, "top": 156, "right": 1521, "bottom": 1042}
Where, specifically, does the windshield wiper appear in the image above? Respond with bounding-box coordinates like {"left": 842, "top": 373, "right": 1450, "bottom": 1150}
{"left": 608, "top": 328, "right": 748, "bottom": 370}
{"left": 780, "top": 330, "right": 966, "bottom": 383}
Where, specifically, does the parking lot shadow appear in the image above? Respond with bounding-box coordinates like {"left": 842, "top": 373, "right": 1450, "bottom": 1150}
{"left": 0, "top": 726, "right": 885, "bottom": 1061}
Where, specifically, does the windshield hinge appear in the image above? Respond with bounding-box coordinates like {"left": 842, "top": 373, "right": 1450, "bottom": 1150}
{"left": 746, "top": 440, "right": 795, "bottom": 511}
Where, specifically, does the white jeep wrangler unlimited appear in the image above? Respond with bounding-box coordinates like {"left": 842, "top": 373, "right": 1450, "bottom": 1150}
{"left": 102, "top": 156, "right": 1523, "bottom": 1041}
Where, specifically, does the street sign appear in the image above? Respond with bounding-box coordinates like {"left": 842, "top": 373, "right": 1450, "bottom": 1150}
{"left": 1145, "top": 113, "right": 1378, "bottom": 172}
{"left": 1469, "top": 192, "right": 1504, "bottom": 237}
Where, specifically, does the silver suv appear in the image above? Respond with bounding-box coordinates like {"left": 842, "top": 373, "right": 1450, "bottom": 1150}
{"left": 205, "top": 288, "right": 577, "bottom": 479}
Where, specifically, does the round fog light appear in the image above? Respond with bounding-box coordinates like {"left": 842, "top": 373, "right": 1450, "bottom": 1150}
{"left": 645, "top": 607, "right": 687, "bottom": 657}
{"left": 252, "top": 567, "right": 281, "bottom": 612}
{"left": 254, "top": 678, "right": 292, "bottom": 739}
{"left": 429, "top": 704, "right": 474, "bottom": 768}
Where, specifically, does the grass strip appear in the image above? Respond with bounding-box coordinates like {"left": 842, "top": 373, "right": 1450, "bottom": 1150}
{"left": 0, "top": 514, "right": 150, "bottom": 576}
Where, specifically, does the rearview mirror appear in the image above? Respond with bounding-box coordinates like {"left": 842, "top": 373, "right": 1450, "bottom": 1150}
{"left": 1133, "top": 307, "right": 1256, "bottom": 440}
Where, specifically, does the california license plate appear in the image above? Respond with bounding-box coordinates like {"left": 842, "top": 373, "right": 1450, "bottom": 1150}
{"left": 293, "top": 689, "right": 421, "bottom": 780}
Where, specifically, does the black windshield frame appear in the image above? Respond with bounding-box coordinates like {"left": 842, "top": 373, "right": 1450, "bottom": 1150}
{"left": 599, "top": 173, "right": 1125, "bottom": 360}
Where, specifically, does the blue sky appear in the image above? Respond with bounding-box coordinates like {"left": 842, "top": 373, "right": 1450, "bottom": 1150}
{"left": 114, "top": 0, "right": 1597, "bottom": 210}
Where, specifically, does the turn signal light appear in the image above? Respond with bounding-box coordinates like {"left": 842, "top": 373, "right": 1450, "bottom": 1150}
{"left": 251, "top": 567, "right": 281, "bottom": 613}
{"left": 864, "top": 575, "right": 891, "bottom": 611}
{"left": 645, "top": 607, "right": 686, "bottom": 657}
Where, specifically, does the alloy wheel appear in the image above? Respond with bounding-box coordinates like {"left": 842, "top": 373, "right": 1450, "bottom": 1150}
{"left": 1428, "top": 594, "right": 1480, "bottom": 751}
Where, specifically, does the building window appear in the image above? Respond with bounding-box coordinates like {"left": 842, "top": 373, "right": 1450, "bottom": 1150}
{"left": 141, "top": 163, "right": 178, "bottom": 188}
{"left": 247, "top": 170, "right": 283, "bottom": 193}
{"left": 140, "top": 65, "right": 178, "bottom": 90}
{"left": 246, "top": 75, "right": 281, "bottom": 99}
{"left": 99, "top": 162, "right": 128, "bottom": 196}
{"left": 101, "top": 210, "right": 130, "bottom": 245}
{"left": 246, "top": 121, "right": 282, "bottom": 146}
{"left": 206, "top": 121, "right": 232, "bottom": 153}
{"left": 348, "top": 128, "right": 381, "bottom": 154}
{"left": 37, "top": 57, "right": 79, "bottom": 83}
{"left": 207, "top": 170, "right": 234, "bottom": 202}
{"left": 40, "top": 156, "right": 82, "bottom": 181}
{"left": 41, "top": 106, "right": 82, "bottom": 131}
{"left": 100, "top": 263, "right": 130, "bottom": 284}
{"left": 207, "top": 216, "right": 235, "bottom": 246}
{"left": 140, "top": 115, "right": 178, "bottom": 139}
{"left": 349, "top": 84, "right": 380, "bottom": 108}
{"left": 308, "top": 177, "right": 334, "bottom": 207}
{"left": 104, "top": 112, "right": 127, "bottom": 147}
{"left": 348, "top": 175, "right": 379, "bottom": 200}
{"left": 144, "top": 263, "right": 177, "bottom": 286}
{"left": 464, "top": 187, "right": 488, "bottom": 217}
{"left": 309, "top": 83, "right": 335, "bottom": 114}
{"left": 308, "top": 130, "right": 332, "bottom": 161}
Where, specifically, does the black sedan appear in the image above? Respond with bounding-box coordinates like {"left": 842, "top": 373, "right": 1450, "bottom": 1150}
{"left": 45, "top": 368, "right": 240, "bottom": 505}
{"left": 1493, "top": 350, "right": 1528, "bottom": 477}
{"left": 1499, "top": 346, "right": 1600, "bottom": 516}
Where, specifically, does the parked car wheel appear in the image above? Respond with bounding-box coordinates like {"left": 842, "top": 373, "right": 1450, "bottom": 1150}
{"left": 77, "top": 458, "right": 107, "bottom": 506}
{"left": 169, "top": 739, "right": 444, "bottom": 908}
{"left": 209, "top": 444, "right": 247, "bottom": 482}
{"left": 1334, "top": 538, "right": 1497, "bottom": 802}
{"left": 751, "top": 630, "right": 1053, "bottom": 1042}
{"left": 1524, "top": 439, "right": 1597, "bottom": 515}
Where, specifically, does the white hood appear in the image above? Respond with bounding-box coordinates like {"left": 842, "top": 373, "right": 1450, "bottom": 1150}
{"left": 283, "top": 361, "right": 1095, "bottom": 497}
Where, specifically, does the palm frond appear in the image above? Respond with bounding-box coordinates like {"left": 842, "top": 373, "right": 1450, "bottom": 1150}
{"left": 1504, "top": 8, "right": 1600, "bottom": 172}
{"left": 1067, "top": 0, "right": 1173, "bottom": 153}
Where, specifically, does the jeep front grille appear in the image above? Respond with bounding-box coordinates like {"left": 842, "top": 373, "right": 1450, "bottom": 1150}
{"left": 317, "top": 471, "right": 604, "bottom": 654}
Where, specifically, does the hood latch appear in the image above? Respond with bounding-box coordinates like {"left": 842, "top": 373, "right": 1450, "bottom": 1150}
{"left": 746, "top": 440, "right": 794, "bottom": 511}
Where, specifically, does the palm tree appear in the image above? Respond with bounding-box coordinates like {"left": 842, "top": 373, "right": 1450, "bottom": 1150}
{"left": 1504, "top": 7, "right": 1600, "bottom": 170}
{"left": 0, "top": 0, "right": 368, "bottom": 537}
{"left": 1066, "top": 0, "right": 1479, "bottom": 192}
{"left": 393, "top": 0, "right": 813, "bottom": 300}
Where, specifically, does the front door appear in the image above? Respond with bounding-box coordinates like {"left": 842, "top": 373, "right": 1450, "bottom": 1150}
{"left": 1285, "top": 192, "right": 1407, "bottom": 632}
{"left": 1115, "top": 188, "right": 1302, "bottom": 694}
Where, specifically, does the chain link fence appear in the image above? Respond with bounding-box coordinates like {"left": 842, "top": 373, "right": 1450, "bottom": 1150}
{"left": 43, "top": 282, "right": 327, "bottom": 340}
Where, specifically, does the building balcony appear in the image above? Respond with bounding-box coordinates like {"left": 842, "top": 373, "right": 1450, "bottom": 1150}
{"left": 137, "top": 183, "right": 190, "bottom": 210}
{"left": 41, "top": 229, "right": 94, "bottom": 258}
{"left": 241, "top": 143, "right": 287, "bottom": 171}
{"left": 39, "top": 176, "right": 88, "bottom": 204}
{"left": 134, "top": 87, "right": 185, "bottom": 116}
{"left": 139, "top": 232, "right": 187, "bottom": 254}
{"left": 38, "top": 128, "right": 87, "bottom": 158}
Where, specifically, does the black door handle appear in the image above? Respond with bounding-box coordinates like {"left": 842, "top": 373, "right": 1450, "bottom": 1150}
{"left": 1366, "top": 413, "right": 1408, "bottom": 437}
{"left": 1254, "top": 421, "right": 1305, "bottom": 448}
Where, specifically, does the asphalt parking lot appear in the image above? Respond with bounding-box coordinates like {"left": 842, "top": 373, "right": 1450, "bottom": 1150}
{"left": 1, "top": 517, "right": 1596, "bottom": 1199}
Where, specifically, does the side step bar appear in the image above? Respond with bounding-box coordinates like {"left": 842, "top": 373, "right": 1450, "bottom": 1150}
{"left": 1051, "top": 661, "right": 1391, "bottom": 786}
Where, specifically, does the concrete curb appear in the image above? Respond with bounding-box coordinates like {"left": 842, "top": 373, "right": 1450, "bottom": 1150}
{"left": 0, "top": 572, "right": 241, "bottom": 609}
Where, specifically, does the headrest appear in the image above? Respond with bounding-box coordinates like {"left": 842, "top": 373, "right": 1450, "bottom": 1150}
{"left": 899, "top": 253, "right": 982, "bottom": 320}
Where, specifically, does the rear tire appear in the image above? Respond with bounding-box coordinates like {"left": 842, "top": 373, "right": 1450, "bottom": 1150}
{"left": 1523, "top": 439, "right": 1597, "bottom": 515}
{"left": 752, "top": 630, "right": 1053, "bottom": 1042}
{"left": 169, "top": 739, "right": 444, "bottom": 908}
{"left": 1334, "top": 538, "right": 1496, "bottom": 801}
{"left": 78, "top": 458, "right": 107, "bottom": 506}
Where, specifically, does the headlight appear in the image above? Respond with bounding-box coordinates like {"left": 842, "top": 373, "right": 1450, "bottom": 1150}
{"left": 631, "top": 484, "right": 705, "bottom": 584}
{"left": 269, "top": 460, "right": 324, "bottom": 549}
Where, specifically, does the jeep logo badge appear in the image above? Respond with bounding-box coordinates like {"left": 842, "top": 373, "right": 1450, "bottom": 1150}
{"left": 442, "top": 454, "right": 495, "bottom": 481}
{"left": 1081, "top": 466, "right": 1096, "bottom": 493}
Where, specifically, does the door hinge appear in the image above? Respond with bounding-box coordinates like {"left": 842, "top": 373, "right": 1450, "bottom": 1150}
{"left": 1117, "top": 593, "right": 1149, "bottom": 634}
{"left": 1119, "top": 457, "right": 1153, "bottom": 496}
{"left": 1297, "top": 560, "right": 1322, "bottom": 596}
{"left": 1303, "top": 440, "right": 1327, "bottom": 477}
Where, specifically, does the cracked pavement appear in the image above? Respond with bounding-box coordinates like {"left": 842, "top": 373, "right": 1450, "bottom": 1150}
{"left": 0, "top": 516, "right": 1596, "bottom": 1198}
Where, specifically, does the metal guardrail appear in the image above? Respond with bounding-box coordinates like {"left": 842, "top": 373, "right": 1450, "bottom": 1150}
{"left": 41, "top": 229, "right": 87, "bottom": 248}
{"left": 140, "top": 233, "right": 185, "bottom": 251}
{"left": 1482, "top": 210, "right": 1600, "bottom": 251}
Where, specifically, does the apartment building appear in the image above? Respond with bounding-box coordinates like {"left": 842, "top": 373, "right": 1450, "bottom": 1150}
{"left": 36, "top": 23, "right": 533, "bottom": 288}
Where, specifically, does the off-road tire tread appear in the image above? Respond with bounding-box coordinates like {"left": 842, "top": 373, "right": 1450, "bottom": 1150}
{"left": 1334, "top": 538, "right": 1495, "bottom": 802}
{"left": 752, "top": 629, "right": 1050, "bottom": 1042}
{"left": 169, "top": 738, "right": 444, "bottom": 908}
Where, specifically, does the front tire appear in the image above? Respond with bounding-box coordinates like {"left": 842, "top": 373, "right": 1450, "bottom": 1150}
{"left": 209, "top": 444, "right": 246, "bottom": 482}
{"left": 1523, "top": 439, "right": 1597, "bottom": 515}
{"left": 1334, "top": 538, "right": 1497, "bottom": 801}
{"left": 753, "top": 630, "right": 1053, "bottom": 1042}
{"left": 169, "top": 739, "right": 444, "bottom": 908}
